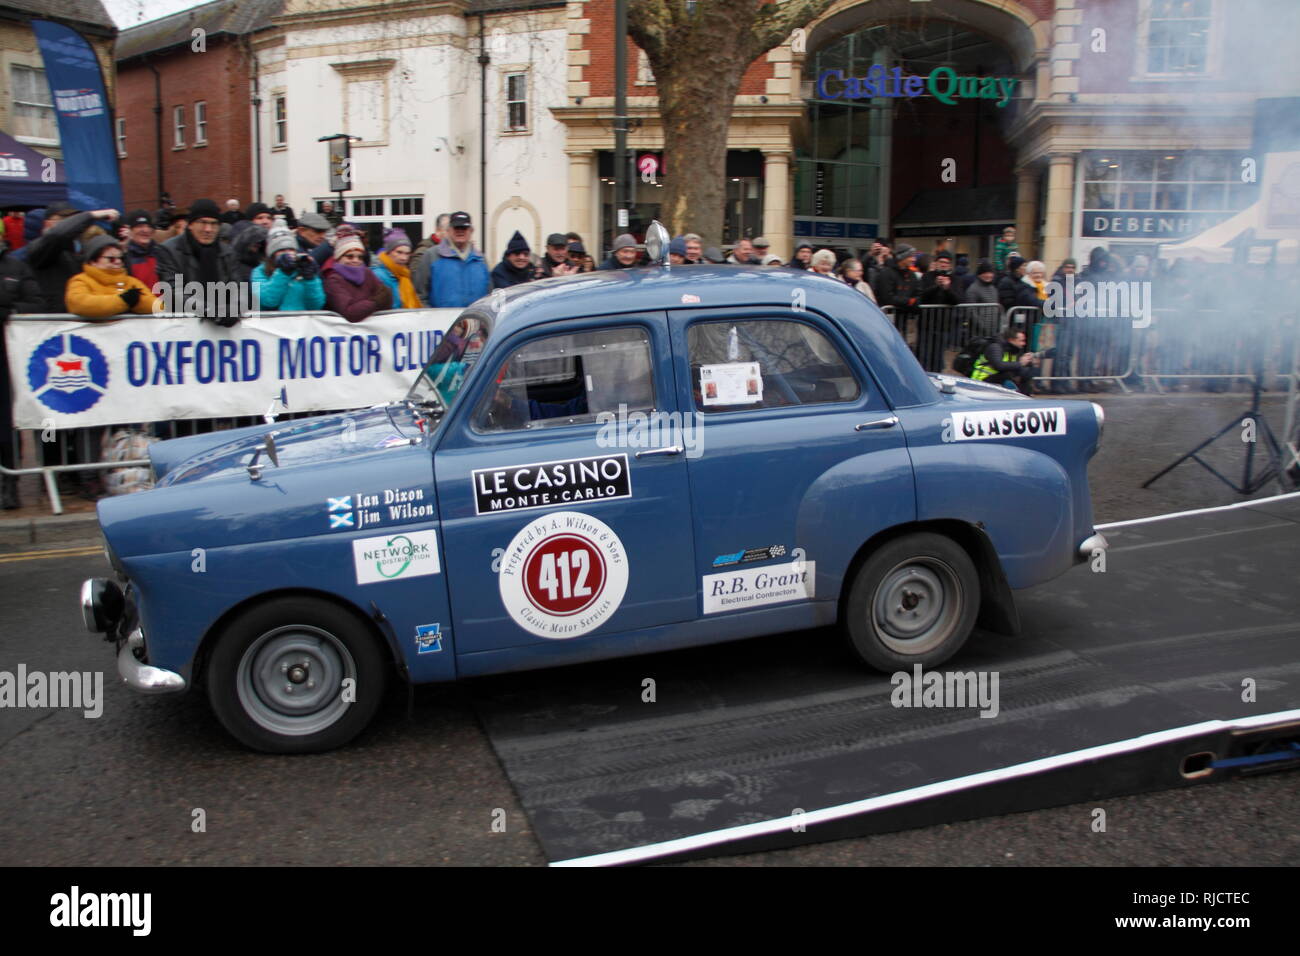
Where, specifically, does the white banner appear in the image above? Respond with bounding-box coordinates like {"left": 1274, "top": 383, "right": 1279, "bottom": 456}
{"left": 5, "top": 309, "right": 463, "bottom": 429}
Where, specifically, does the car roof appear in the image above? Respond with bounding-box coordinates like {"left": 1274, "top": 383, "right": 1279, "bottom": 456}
{"left": 478, "top": 265, "right": 938, "bottom": 408}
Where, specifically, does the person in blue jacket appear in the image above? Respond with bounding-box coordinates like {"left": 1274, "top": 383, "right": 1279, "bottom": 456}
{"left": 250, "top": 220, "right": 325, "bottom": 311}
{"left": 430, "top": 210, "right": 489, "bottom": 307}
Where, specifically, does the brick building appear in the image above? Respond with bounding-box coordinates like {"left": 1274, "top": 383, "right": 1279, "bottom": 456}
{"left": 115, "top": 0, "right": 282, "bottom": 214}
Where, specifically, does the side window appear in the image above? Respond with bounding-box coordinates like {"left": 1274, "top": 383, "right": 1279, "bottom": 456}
{"left": 474, "top": 326, "right": 656, "bottom": 432}
{"left": 687, "top": 319, "right": 861, "bottom": 412}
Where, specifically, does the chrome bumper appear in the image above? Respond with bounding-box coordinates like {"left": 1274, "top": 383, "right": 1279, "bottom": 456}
{"left": 117, "top": 629, "right": 186, "bottom": 694}
{"left": 1078, "top": 532, "right": 1108, "bottom": 561}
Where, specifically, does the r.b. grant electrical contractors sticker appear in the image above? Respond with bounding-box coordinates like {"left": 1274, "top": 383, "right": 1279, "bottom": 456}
{"left": 498, "top": 511, "right": 628, "bottom": 639}
{"left": 950, "top": 406, "right": 1066, "bottom": 441}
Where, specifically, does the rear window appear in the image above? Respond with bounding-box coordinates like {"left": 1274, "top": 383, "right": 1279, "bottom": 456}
{"left": 687, "top": 319, "right": 861, "bottom": 411}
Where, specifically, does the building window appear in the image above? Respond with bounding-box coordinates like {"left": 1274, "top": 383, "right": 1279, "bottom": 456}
{"left": 316, "top": 196, "right": 423, "bottom": 251}
{"left": 392, "top": 197, "right": 423, "bottom": 216}
{"left": 10, "top": 64, "right": 57, "bottom": 143}
{"left": 116, "top": 117, "right": 126, "bottom": 158}
{"left": 1081, "top": 151, "right": 1251, "bottom": 240}
{"left": 194, "top": 101, "right": 207, "bottom": 144}
{"left": 332, "top": 60, "right": 394, "bottom": 146}
{"left": 351, "top": 198, "right": 384, "bottom": 217}
{"left": 273, "top": 93, "right": 287, "bottom": 147}
{"left": 173, "top": 105, "right": 186, "bottom": 148}
{"left": 1141, "top": 0, "right": 1213, "bottom": 75}
{"left": 504, "top": 72, "right": 527, "bottom": 131}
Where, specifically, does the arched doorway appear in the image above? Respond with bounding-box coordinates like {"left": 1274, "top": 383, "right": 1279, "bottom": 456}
{"left": 795, "top": 0, "right": 1041, "bottom": 264}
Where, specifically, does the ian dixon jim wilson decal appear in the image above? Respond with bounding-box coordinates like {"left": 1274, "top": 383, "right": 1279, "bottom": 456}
{"left": 498, "top": 511, "right": 628, "bottom": 639}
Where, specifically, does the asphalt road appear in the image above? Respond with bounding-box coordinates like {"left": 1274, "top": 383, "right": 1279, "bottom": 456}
{"left": 0, "top": 390, "right": 1296, "bottom": 866}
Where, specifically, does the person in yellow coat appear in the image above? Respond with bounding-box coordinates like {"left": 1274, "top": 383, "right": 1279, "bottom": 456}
{"left": 64, "top": 235, "right": 158, "bottom": 318}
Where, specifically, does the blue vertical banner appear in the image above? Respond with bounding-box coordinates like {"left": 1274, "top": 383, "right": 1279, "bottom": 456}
{"left": 30, "top": 19, "right": 123, "bottom": 212}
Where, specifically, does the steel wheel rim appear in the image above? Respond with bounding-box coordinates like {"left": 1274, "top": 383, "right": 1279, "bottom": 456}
{"left": 236, "top": 625, "right": 355, "bottom": 736}
{"left": 872, "top": 557, "right": 961, "bottom": 655}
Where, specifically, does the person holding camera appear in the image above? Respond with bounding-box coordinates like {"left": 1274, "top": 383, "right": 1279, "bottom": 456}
{"left": 970, "top": 325, "right": 1053, "bottom": 396}
{"left": 250, "top": 221, "right": 324, "bottom": 311}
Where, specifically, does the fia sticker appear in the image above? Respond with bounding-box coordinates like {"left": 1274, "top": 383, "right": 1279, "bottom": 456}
{"left": 352, "top": 530, "right": 441, "bottom": 585}
{"left": 497, "top": 511, "right": 628, "bottom": 639}
{"left": 711, "top": 544, "right": 787, "bottom": 567}
{"left": 415, "top": 623, "right": 443, "bottom": 654}
{"left": 681, "top": 294, "right": 700, "bottom": 304}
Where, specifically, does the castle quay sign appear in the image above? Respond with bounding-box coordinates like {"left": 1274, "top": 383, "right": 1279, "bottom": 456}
{"left": 816, "top": 67, "right": 1018, "bottom": 108}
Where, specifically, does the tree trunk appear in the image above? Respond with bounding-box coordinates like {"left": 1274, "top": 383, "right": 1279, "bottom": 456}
{"left": 629, "top": 0, "right": 836, "bottom": 247}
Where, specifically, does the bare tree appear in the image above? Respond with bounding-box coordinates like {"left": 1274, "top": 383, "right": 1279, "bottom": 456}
{"left": 628, "top": 0, "right": 835, "bottom": 243}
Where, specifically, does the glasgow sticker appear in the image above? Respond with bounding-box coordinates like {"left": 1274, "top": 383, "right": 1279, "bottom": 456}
{"left": 950, "top": 407, "right": 1066, "bottom": 441}
{"left": 352, "top": 530, "right": 441, "bottom": 585}
{"left": 498, "top": 511, "right": 628, "bottom": 639}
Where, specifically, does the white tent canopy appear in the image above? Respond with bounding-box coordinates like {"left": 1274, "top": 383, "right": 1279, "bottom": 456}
{"left": 1158, "top": 202, "right": 1260, "bottom": 264}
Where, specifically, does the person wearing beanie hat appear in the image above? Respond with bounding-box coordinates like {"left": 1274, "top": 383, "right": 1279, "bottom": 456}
{"left": 491, "top": 230, "right": 536, "bottom": 289}
{"left": 601, "top": 233, "right": 640, "bottom": 270}
{"left": 964, "top": 260, "right": 1000, "bottom": 305}
{"left": 668, "top": 236, "right": 687, "bottom": 265}
{"left": 373, "top": 228, "right": 420, "bottom": 307}
{"left": 871, "top": 243, "right": 921, "bottom": 311}
{"left": 252, "top": 218, "right": 325, "bottom": 312}
{"left": 703, "top": 245, "right": 726, "bottom": 264}
{"left": 231, "top": 202, "right": 274, "bottom": 240}
{"left": 322, "top": 232, "right": 391, "bottom": 322}
{"left": 155, "top": 197, "right": 239, "bottom": 323}
{"left": 785, "top": 241, "right": 814, "bottom": 271}
{"left": 65, "top": 236, "right": 157, "bottom": 318}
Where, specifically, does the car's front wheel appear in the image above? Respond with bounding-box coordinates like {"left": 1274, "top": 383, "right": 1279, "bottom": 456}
{"left": 206, "top": 596, "right": 388, "bottom": 753}
{"left": 844, "top": 532, "right": 980, "bottom": 671}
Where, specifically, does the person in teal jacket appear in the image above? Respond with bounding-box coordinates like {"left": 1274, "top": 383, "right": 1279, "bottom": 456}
{"left": 430, "top": 211, "right": 489, "bottom": 308}
{"left": 251, "top": 220, "right": 325, "bottom": 311}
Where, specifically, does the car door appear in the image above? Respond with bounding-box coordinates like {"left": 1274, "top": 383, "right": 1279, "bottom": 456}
{"left": 434, "top": 313, "right": 697, "bottom": 657}
{"left": 668, "top": 307, "right": 917, "bottom": 621}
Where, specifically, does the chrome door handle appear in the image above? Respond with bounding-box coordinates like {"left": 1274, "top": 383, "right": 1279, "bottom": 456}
{"left": 854, "top": 416, "right": 899, "bottom": 431}
{"left": 635, "top": 445, "right": 684, "bottom": 458}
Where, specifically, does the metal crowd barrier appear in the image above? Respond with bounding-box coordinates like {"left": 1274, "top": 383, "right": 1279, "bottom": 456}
{"left": 1134, "top": 309, "right": 1290, "bottom": 392}
{"left": 1034, "top": 314, "right": 1138, "bottom": 392}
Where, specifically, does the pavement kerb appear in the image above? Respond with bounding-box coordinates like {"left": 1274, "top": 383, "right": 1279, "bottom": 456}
{"left": 0, "top": 512, "right": 102, "bottom": 547}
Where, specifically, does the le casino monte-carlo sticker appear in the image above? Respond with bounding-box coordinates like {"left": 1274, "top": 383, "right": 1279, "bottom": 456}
{"left": 472, "top": 453, "right": 631, "bottom": 515}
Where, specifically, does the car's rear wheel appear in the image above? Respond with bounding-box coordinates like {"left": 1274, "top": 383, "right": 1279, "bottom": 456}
{"left": 844, "top": 533, "right": 980, "bottom": 671}
{"left": 206, "top": 596, "right": 388, "bottom": 753}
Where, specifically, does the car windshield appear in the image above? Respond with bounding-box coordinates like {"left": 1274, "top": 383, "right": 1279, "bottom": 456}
{"left": 405, "top": 313, "right": 491, "bottom": 420}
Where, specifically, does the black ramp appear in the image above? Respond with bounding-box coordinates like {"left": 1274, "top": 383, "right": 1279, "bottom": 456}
{"left": 472, "top": 496, "right": 1300, "bottom": 865}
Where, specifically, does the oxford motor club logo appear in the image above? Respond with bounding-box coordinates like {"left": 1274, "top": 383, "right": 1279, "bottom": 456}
{"left": 498, "top": 511, "right": 628, "bottom": 640}
{"left": 26, "top": 333, "right": 110, "bottom": 414}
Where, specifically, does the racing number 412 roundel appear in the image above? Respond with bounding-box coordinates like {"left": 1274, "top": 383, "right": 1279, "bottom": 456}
{"left": 498, "top": 511, "right": 629, "bottom": 639}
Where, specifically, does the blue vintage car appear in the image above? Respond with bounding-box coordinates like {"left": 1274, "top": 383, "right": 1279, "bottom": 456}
{"left": 81, "top": 250, "right": 1106, "bottom": 753}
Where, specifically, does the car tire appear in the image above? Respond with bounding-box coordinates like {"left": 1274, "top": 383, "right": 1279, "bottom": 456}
{"left": 206, "top": 596, "right": 388, "bottom": 754}
{"left": 844, "top": 532, "right": 980, "bottom": 672}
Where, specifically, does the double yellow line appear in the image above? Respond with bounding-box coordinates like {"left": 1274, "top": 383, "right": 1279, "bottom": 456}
{"left": 0, "top": 544, "right": 104, "bottom": 564}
